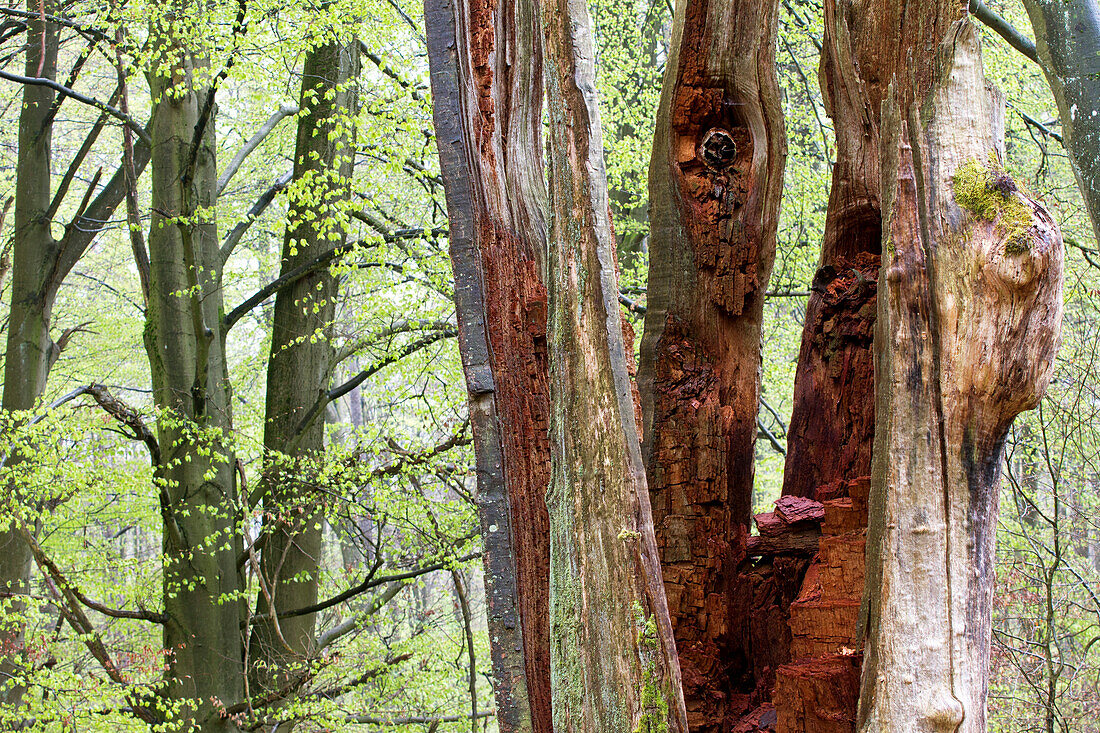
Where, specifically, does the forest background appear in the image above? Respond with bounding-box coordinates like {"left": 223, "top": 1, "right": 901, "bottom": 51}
{"left": 0, "top": 0, "right": 1096, "bottom": 730}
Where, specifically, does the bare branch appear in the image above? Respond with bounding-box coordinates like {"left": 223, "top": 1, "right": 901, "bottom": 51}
{"left": 0, "top": 69, "right": 150, "bottom": 144}
{"left": 219, "top": 169, "right": 293, "bottom": 265}
{"left": 18, "top": 523, "right": 167, "bottom": 624}
{"left": 217, "top": 102, "right": 298, "bottom": 196}
{"left": 223, "top": 236, "right": 353, "bottom": 328}
{"left": 247, "top": 551, "right": 480, "bottom": 625}
{"left": 969, "top": 0, "right": 1039, "bottom": 63}
{"left": 346, "top": 710, "right": 494, "bottom": 726}
{"left": 290, "top": 328, "right": 457, "bottom": 438}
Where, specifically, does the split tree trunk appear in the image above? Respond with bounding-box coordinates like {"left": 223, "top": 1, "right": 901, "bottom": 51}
{"left": 250, "top": 37, "right": 359, "bottom": 704}
{"left": 635, "top": 0, "right": 785, "bottom": 725}
{"left": 786, "top": 0, "right": 968, "bottom": 500}
{"left": 773, "top": 1, "right": 961, "bottom": 728}
{"left": 1021, "top": 0, "right": 1100, "bottom": 249}
{"left": 144, "top": 9, "right": 243, "bottom": 729}
{"left": 540, "top": 0, "right": 687, "bottom": 730}
{"left": 860, "top": 18, "right": 1063, "bottom": 732}
{"left": 425, "top": 0, "right": 553, "bottom": 727}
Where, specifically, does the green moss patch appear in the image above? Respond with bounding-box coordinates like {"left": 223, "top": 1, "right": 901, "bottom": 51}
{"left": 952, "top": 158, "right": 1035, "bottom": 254}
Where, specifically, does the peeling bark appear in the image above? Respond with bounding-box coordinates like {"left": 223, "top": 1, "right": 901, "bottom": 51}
{"left": 540, "top": 0, "right": 687, "bottom": 729}
{"left": 635, "top": 0, "right": 785, "bottom": 726}
{"left": 425, "top": 0, "right": 552, "bottom": 728}
{"left": 860, "top": 19, "right": 1063, "bottom": 732}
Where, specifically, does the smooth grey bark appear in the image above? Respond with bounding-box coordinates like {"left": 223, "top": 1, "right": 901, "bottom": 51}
{"left": 1021, "top": 0, "right": 1100, "bottom": 249}
{"left": 144, "top": 9, "right": 242, "bottom": 730}
{"left": 0, "top": 3, "right": 149, "bottom": 711}
{"left": 250, "top": 37, "right": 359, "bottom": 708}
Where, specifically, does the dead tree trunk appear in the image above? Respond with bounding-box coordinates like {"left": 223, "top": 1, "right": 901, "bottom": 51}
{"left": 774, "top": 2, "right": 961, "bottom": 729}
{"left": 540, "top": 0, "right": 687, "bottom": 729}
{"left": 425, "top": 0, "right": 553, "bottom": 728}
{"left": 860, "top": 18, "right": 1063, "bottom": 732}
{"left": 635, "top": 0, "right": 785, "bottom": 725}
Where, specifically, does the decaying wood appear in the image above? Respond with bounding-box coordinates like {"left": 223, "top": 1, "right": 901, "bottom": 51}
{"left": 784, "top": 0, "right": 961, "bottom": 500}
{"left": 540, "top": 0, "right": 686, "bottom": 728}
{"left": 425, "top": 0, "right": 552, "bottom": 728}
{"left": 775, "top": 3, "right": 964, "bottom": 729}
{"left": 635, "top": 0, "right": 785, "bottom": 724}
{"left": 860, "top": 19, "right": 1063, "bottom": 732}
{"left": 745, "top": 527, "right": 821, "bottom": 557}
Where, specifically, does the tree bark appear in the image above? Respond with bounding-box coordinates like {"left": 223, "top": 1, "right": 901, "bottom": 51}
{"left": 635, "top": 0, "right": 785, "bottom": 725}
{"left": 144, "top": 9, "right": 242, "bottom": 729}
{"left": 425, "top": 0, "right": 553, "bottom": 727}
{"left": 0, "top": 8, "right": 60, "bottom": 710}
{"left": 774, "top": 2, "right": 961, "bottom": 729}
{"left": 249, "top": 37, "right": 359, "bottom": 708}
{"left": 1021, "top": 0, "right": 1100, "bottom": 250}
{"left": 540, "top": 0, "right": 687, "bottom": 730}
{"left": 860, "top": 18, "right": 1063, "bottom": 732}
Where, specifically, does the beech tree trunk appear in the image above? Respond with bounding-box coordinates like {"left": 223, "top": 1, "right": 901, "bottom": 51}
{"left": 144, "top": 10, "right": 243, "bottom": 729}
{"left": 1021, "top": 0, "right": 1100, "bottom": 249}
{"left": 540, "top": 0, "right": 687, "bottom": 729}
{"left": 860, "top": 18, "right": 1063, "bottom": 732}
{"left": 0, "top": 11, "right": 61, "bottom": 710}
{"left": 425, "top": 0, "right": 553, "bottom": 727}
{"left": 250, "top": 37, "right": 359, "bottom": 706}
{"left": 635, "top": 0, "right": 785, "bottom": 726}
{"left": 1, "top": 3, "right": 149, "bottom": 711}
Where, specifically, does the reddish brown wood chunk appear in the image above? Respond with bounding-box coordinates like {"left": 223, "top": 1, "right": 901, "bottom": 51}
{"left": 774, "top": 496, "right": 825, "bottom": 525}
{"left": 774, "top": 655, "right": 861, "bottom": 733}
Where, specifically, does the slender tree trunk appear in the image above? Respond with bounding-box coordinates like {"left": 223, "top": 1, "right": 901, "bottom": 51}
{"left": 1, "top": 3, "right": 149, "bottom": 710}
{"left": 860, "top": 18, "right": 1063, "bottom": 732}
{"left": 635, "top": 0, "right": 785, "bottom": 725}
{"left": 0, "top": 7, "right": 59, "bottom": 711}
{"left": 145, "top": 10, "right": 242, "bottom": 729}
{"left": 425, "top": 0, "right": 553, "bottom": 728}
{"left": 1021, "top": 0, "right": 1100, "bottom": 249}
{"left": 540, "top": 0, "right": 687, "bottom": 730}
{"left": 250, "top": 37, "right": 359, "bottom": 708}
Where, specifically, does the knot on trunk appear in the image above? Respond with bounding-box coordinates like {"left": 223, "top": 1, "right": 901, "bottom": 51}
{"left": 698, "top": 128, "right": 737, "bottom": 171}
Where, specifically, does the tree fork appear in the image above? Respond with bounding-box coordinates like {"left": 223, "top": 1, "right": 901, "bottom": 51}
{"left": 636, "top": 0, "right": 786, "bottom": 725}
